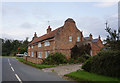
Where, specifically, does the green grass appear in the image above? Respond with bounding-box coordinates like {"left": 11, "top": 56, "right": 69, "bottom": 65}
{"left": 65, "top": 70, "right": 120, "bottom": 83}
{"left": 16, "top": 57, "right": 56, "bottom": 69}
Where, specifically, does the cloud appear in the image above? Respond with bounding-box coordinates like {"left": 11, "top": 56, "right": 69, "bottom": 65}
{"left": 94, "top": 2, "right": 117, "bottom": 7}
{"left": 75, "top": 14, "right": 117, "bottom": 41}
{"left": 20, "top": 22, "right": 36, "bottom": 29}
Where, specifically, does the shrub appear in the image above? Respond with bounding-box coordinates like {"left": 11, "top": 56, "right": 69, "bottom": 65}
{"left": 68, "top": 54, "right": 89, "bottom": 64}
{"left": 71, "top": 44, "right": 91, "bottom": 59}
{"left": 82, "top": 50, "right": 120, "bottom": 78}
{"left": 42, "top": 52, "right": 67, "bottom": 65}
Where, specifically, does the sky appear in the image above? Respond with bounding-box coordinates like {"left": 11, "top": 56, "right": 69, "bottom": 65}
{"left": 1, "top": 1, "right": 118, "bottom": 41}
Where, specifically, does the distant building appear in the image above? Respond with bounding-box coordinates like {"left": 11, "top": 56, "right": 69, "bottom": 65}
{"left": 26, "top": 18, "right": 103, "bottom": 64}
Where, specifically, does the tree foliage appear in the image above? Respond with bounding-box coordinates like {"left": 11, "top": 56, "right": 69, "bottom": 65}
{"left": 2, "top": 38, "right": 29, "bottom": 56}
{"left": 71, "top": 44, "right": 91, "bottom": 59}
{"left": 104, "top": 22, "right": 120, "bottom": 51}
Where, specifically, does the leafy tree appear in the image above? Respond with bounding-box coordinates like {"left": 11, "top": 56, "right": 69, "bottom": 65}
{"left": 2, "top": 37, "right": 29, "bottom": 56}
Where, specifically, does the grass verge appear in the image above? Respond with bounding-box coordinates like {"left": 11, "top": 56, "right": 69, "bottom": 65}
{"left": 16, "top": 57, "right": 56, "bottom": 69}
{"left": 65, "top": 70, "right": 120, "bottom": 83}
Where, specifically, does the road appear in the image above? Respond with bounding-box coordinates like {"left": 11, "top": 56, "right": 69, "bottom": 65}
{"left": 2, "top": 57, "right": 71, "bottom": 83}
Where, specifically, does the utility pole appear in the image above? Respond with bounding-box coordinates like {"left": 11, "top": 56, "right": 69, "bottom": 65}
{"left": 118, "top": 27, "right": 120, "bottom": 40}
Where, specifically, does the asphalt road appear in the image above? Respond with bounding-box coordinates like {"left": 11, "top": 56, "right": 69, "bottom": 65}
{"left": 2, "top": 57, "right": 72, "bottom": 83}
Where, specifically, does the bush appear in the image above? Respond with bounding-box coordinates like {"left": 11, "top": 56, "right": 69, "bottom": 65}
{"left": 71, "top": 44, "right": 91, "bottom": 59}
{"left": 42, "top": 52, "right": 67, "bottom": 65}
{"left": 68, "top": 54, "right": 89, "bottom": 64}
{"left": 82, "top": 50, "right": 120, "bottom": 78}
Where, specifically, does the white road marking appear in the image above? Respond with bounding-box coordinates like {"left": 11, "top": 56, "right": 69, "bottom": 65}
{"left": 15, "top": 74, "right": 22, "bottom": 83}
{"left": 11, "top": 67, "right": 15, "bottom": 71}
{"left": 8, "top": 58, "right": 22, "bottom": 83}
{"left": 9, "top": 63, "right": 11, "bottom": 66}
{"left": 8, "top": 59, "right": 10, "bottom": 62}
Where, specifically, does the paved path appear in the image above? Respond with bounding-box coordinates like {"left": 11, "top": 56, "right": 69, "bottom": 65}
{"left": 42, "top": 64, "right": 82, "bottom": 77}
{"left": 2, "top": 57, "right": 71, "bottom": 82}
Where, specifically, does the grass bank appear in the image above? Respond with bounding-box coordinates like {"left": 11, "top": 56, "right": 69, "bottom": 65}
{"left": 65, "top": 70, "right": 120, "bottom": 83}
{"left": 16, "top": 57, "right": 56, "bottom": 69}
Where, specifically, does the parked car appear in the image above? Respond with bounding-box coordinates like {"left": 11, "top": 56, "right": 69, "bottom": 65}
{"left": 16, "top": 54, "right": 24, "bottom": 57}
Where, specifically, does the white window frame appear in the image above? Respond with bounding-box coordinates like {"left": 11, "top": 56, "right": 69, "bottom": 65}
{"left": 44, "top": 40, "right": 50, "bottom": 46}
{"left": 31, "top": 52, "right": 34, "bottom": 57}
{"left": 29, "top": 52, "right": 30, "bottom": 56}
{"left": 77, "top": 37, "right": 80, "bottom": 42}
{"left": 38, "top": 52, "right": 41, "bottom": 58}
{"left": 31, "top": 45, "right": 34, "bottom": 49}
{"left": 69, "top": 36, "right": 72, "bottom": 42}
{"left": 45, "top": 51, "right": 49, "bottom": 58}
{"left": 28, "top": 46, "right": 30, "bottom": 49}
{"left": 38, "top": 42, "right": 41, "bottom": 47}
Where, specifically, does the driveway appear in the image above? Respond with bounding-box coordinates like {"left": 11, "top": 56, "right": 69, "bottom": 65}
{"left": 42, "top": 64, "right": 82, "bottom": 77}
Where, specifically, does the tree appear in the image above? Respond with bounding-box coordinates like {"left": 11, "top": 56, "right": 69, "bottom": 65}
{"left": 104, "top": 22, "right": 120, "bottom": 51}
{"left": 2, "top": 37, "right": 29, "bottom": 56}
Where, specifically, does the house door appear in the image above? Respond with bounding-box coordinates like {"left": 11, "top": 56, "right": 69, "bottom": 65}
{"left": 35, "top": 51, "right": 37, "bottom": 58}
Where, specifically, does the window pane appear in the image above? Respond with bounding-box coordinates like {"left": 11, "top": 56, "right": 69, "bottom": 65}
{"left": 45, "top": 52, "right": 49, "bottom": 58}
{"left": 38, "top": 52, "right": 41, "bottom": 58}
{"left": 38, "top": 43, "right": 41, "bottom": 47}
{"left": 77, "top": 37, "right": 80, "bottom": 42}
{"left": 69, "top": 36, "right": 72, "bottom": 42}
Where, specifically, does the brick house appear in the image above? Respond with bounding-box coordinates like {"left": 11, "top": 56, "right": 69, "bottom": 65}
{"left": 26, "top": 18, "right": 103, "bottom": 64}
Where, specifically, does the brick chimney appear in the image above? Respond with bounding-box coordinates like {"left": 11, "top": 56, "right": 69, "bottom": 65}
{"left": 98, "top": 35, "right": 101, "bottom": 40}
{"left": 47, "top": 25, "right": 51, "bottom": 33}
{"left": 80, "top": 31, "right": 83, "bottom": 41}
{"left": 89, "top": 33, "right": 93, "bottom": 40}
{"left": 32, "top": 32, "right": 37, "bottom": 40}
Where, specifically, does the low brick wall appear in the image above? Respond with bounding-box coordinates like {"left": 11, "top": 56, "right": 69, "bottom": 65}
{"left": 24, "top": 56, "right": 43, "bottom": 64}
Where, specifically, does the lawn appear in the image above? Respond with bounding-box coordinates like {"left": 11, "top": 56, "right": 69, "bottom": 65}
{"left": 65, "top": 70, "right": 120, "bottom": 83}
{"left": 16, "top": 57, "right": 56, "bottom": 69}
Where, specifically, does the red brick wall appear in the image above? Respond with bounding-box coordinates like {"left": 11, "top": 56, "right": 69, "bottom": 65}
{"left": 91, "top": 41, "right": 104, "bottom": 56}
{"left": 24, "top": 56, "right": 43, "bottom": 64}
{"left": 55, "top": 21, "right": 83, "bottom": 59}
{"left": 28, "top": 38, "right": 55, "bottom": 58}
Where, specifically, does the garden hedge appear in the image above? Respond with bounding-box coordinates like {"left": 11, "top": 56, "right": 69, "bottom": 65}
{"left": 82, "top": 50, "right": 120, "bottom": 78}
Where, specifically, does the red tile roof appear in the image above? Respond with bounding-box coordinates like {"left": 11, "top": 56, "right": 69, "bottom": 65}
{"left": 29, "top": 27, "right": 62, "bottom": 45}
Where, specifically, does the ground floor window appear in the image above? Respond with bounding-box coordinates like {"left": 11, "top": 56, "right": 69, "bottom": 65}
{"left": 32, "top": 52, "right": 34, "bottom": 57}
{"left": 38, "top": 52, "right": 41, "bottom": 58}
{"left": 45, "top": 51, "right": 49, "bottom": 58}
{"left": 29, "top": 52, "right": 30, "bottom": 56}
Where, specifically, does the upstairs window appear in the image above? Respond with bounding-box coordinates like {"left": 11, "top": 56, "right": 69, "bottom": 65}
{"left": 69, "top": 36, "right": 72, "bottom": 42}
{"left": 31, "top": 46, "right": 34, "bottom": 49}
{"left": 38, "top": 52, "right": 41, "bottom": 58}
{"left": 44, "top": 40, "right": 50, "bottom": 46}
{"left": 77, "top": 37, "right": 80, "bottom": 42}
{"left": 38, "top": 42, "right": 41, "bottom": 47}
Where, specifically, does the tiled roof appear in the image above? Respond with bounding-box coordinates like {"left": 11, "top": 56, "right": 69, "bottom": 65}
{"left": 92, "top": 39, "right": 99, "bottom": 43}
{"left": 29, "top": 27, "right": 62, "bottom": 45}
{"left": 84, "top": 37, "right": 89, "bottom": 40}
{"left": 84, "top": 37, "right": 98, "bottom": 43}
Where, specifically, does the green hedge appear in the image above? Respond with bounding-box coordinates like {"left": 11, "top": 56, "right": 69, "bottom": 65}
{"left": 82, "top": 50, "right": 120, "bottom": 78}
{"left": 42, "top": 52, "right": 67, "bottom": 65}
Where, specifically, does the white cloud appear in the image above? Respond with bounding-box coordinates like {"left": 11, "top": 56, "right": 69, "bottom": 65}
{"left": 94, "top": 2, "right": 118, "bottom": 7}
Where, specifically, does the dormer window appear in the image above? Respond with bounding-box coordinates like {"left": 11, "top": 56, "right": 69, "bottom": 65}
{"left": 69, "top": 36, "right": 72, "bottom": 42}
{"left": 38, "top": 42, "right": 41, "bottom": 47}
{"left": 77, "top": 37, "right": 80, "bottom": 42}
{"left": 31, "top": 46, "right": 34, "bottom": 49}
{"left": 44, "top": 40, "right": 50, "bottom": 46}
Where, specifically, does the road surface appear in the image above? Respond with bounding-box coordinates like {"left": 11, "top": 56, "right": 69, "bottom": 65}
{"left": 2, "top": 57, "right": 71, "bottom": 83}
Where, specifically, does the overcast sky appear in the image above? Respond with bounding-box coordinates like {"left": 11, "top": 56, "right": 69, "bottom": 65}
{"left": 1, "top": 1, "right": 118, "bottom": 41}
